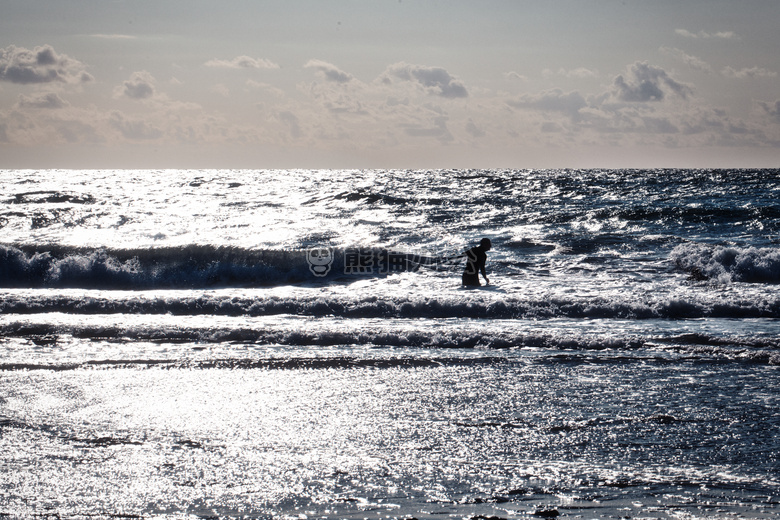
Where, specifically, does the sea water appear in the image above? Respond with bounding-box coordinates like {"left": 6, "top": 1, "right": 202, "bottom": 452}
{"left": 1, "top": 168, "right": 779, "bottom": 519}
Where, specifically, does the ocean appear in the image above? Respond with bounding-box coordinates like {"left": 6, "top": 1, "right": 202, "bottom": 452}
{"left": 1, "top": 168, "right": 779, "bottom": 519}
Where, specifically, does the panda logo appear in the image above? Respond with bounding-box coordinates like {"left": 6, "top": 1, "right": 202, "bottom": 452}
{"left": 307, "top": 246, "right": 334, "bottom": 277}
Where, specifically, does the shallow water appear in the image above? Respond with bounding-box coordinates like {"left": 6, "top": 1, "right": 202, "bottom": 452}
{"left": 2, "top": 348, "right": 779, "bottom": 519}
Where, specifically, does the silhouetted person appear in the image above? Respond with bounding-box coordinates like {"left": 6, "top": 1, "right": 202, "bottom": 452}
{"left": 462, "top": 238, "right": 491, "bottom": 286}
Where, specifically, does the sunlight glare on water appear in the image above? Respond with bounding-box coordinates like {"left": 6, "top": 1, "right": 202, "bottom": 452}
{"left": 2, "top": 169, "right": 780, "bottom": 519}
{"left": 2, "top": 353, "right": 778, "bottom": 517}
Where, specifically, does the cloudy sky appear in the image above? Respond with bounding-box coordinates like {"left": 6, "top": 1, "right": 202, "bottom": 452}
{"left": 1, "top": 0, "right": 780, "bottom": 168}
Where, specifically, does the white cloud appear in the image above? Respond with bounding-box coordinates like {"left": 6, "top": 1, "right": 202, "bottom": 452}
{"left": 612, "top": 62, "right": 693, "bottom": 102}
{"left": 381, "top": 62, "right": 468, "bottom": 99}
{"left": 54, "top": 119, "right": 103, "bottom": 144}
{"left": 492, "top": 59, "right": 767, "bottom": 150}
{"left": 721, "top": 66, "right": 777, "bottom": 79}
{"left": 16, "top": 92, "right": 69, "bottom": 109}
{"left": 507, "top": 89, "right": 588, "bottom": 121}
{"left": 540, "top": 121, "right": 563, "bottom": 133}
{"left": 675, "top": 29, "right": 739, "bottom": 40}
{"left": 114, "top": 72, "right": 201, "bottom": 110}
{"left": 211, "top": 84, "right": 231, "bottom": 98}
{"left": 565, "top": 67, "right": 599, "bottom": 78}
{"left": 543, "top": 67, "right": 599, "bottom": 78}
{"left": 0, "top": 104, "right": 110, "bottom": 146}
{"left": 204, "top": 56, "right": 280, "bottom": 69}
{"left": 465, "top": 118, "right": 485, "bottom": 138}
{"left": 758, "top": 100, "right": 780, "bottom": 123}
{"left": 276, "top": 111, "right": 303, "bottom": 140}
{"left": 108, "top": 111, "right": 163, "bottom": 140}
{"left": 298, "top": 77, "right": 370, "bottom": 118}
{"left": 323, "top": 95, "right": 369, "bottom": 115}
{"left": 246, "top": 80, "right": 285, "bottom": 97}
{"left": 504, "top": 71, "right": 528, "bottom": 82}
{"left": 117, "top": 71, "right": 156, "bottom": 100}
{"left": 304, "top": 59, "right": 353, "bottom": 83}
{"left": 660, "top": 47, "right": 713, "bottom": 73}
{"left": 158, "top": 98, "right": 202, "bottom": 112}
{"left": 402, "top": 114, "right": 453, "bottom": 143}
{"left": 90, "top": 34, "right": 136, "bottom": 40}
{"left": 0, "top": 44, "right": 93, "bottom": 85}
{"left": 640, "top": 116, "right": 679, "bottom": 134}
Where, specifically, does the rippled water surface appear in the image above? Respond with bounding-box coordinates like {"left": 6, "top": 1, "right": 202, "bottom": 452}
{"left": 3, "top": 352, "right": 779, "bottom": 519}
{"left": 2, "top": 169, "right": 780, "bottom": 518}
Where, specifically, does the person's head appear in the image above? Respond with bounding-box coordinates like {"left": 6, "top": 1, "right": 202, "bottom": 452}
{"left": 480, "top": 237, "right": 492, "bottom": 251}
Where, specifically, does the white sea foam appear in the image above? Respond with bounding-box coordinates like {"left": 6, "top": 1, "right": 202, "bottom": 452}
{"left": 671, "top": 243, "right": 780, "bottom": 283}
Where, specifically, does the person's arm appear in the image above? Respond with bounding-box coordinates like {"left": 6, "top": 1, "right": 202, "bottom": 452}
{"left": 480, "top": 253, "right": 489, "bottom": 284}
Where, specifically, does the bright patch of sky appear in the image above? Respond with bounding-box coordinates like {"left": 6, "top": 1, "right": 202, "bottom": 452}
{"left": 1, "top": 0, "right": 779, "bottom": 168}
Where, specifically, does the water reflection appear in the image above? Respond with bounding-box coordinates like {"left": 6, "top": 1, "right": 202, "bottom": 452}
{"left": 1, "top": 355, "right": 777, "bottom": 517}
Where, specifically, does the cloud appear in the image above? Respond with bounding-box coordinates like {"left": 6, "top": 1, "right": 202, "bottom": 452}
{"left": 381, "top": 62, "right": 468, "bottom": 98}
{"left": 90, "top": 34, "right": 136, "bottom": 40}
{"left": 660, "top": 47, "right": 713, "bottom": 73}
{"left": 0, "top": 104, "right": 109, "bottom": 146}
{"left": 0, "top": 44, "right": 93, "bottom": 85}
{"left": 640, "top": 116, "right": 679, "bottom": 134}
{"left": 118, "top": 71, "right": 156, "bottom": 100}
{"left": 55, "top": 119, "right": 103, "bottom": 144}
{"left": 16, "top": 92, "right": 69, "bottom": 109}
{"left": 662, "top": 46, "right": 776, "bottom": 79}
{"left": 496, "top": 62, "right": 751, "bottom": 147}
{"left": 402, "top": 114, "right": 453, "bottom": 143}
{"left": 109, "top": 111, "right": 163, "bottom": 140}
{"left": 304, "top": 59, "right": 353, "bottom": 83}
{"left": 540, "top": 121, "right": 563, "bottom": 133}
{"left": 246, "top": 80, "right": 285, "bottom": 97}
{"left": 211, "top": 84, "right": 231, "bottom": 98}
{"left": 465, "top": 118, "right": 485, "bottom": 138}
{"left": 322, "top": 96, "right": 369, "bottom": 115}
{"left": 612, "top": 62, "right": 693, "bottom": 102}
{"left": 299, "top": 76, "right": 369, "bottom": 117}
{"left": 675, "top": 29, "right": 739, "bottom": 40}
{"left": 543, "top": 67, "right": 599, "bottom": 78}
{"left": 758, "top": 100, "right": 780, "bottom": 123}
{"left": 721, "top": 66, "right": 777, "bottom": 79}
{"left": 564, "top": 67, "right": 599, "bottom": 78}
{"left": 277, "top": 111, "right": 302, "bottom": 139}
{"left": 507, "top": 89, "right": 588, "bottom": 120}
{"left": 204, "top": 56, "right": 280, "bottom": 69}
{"left": 504, "top": 71, "right": 528, "bottom": 82}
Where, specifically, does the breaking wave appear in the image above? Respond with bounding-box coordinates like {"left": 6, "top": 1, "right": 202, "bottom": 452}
{"left": 3, "top": 288, "right": 780, "bottom": 320}
{"left": 0, "top": 244, "right": 452, "bottom": 289}
{"left": 3, "top": 319, "right": 779, "bottom": 367}
{"left": 672, "top": 243, "right": 780, "bottom": 284}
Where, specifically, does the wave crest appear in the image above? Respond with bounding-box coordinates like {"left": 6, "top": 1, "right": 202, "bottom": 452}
{"left": 671, "top": 243, "right": 780, "bottom": 284}
{"left": 0, "top": 244, "right": 450, "bottom": 289}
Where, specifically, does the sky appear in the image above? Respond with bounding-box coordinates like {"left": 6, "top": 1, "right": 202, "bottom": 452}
{"left": 1, "top": 0, "right": 780, "bottom": 169}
